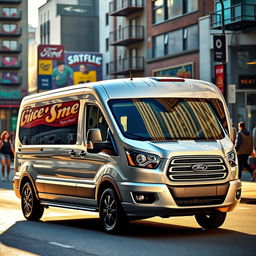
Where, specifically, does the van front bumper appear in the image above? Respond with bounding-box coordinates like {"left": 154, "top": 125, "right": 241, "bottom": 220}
{"left": 118, "top": 179, "right": 241, "bottom": 217}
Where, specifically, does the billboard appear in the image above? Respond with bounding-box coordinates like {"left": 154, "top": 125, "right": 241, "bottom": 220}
{"left": 38, "top": 45, "right": 103, "bottom": 90}
{"left": 38, "top": 45, "right": 65, "bottom": 90}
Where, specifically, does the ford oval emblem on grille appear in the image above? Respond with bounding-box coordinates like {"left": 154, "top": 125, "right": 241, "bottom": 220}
{"left": 192, "top": 164, "right": 207, "bottom": 171}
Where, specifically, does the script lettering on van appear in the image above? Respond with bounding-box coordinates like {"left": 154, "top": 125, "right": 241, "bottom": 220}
{"left": 20, "top": 101, "right": 80, "bottom": 128}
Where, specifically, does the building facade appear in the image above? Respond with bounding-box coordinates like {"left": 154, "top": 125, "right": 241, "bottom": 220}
{"left": 146, "top": 0, "right": 214, "bottom": 79}
{"left": 37, "top": 0, "right": 99, "bottom": 52}
{"left": 208, "top": 0, "right": 256, "bottom": 131}
{"left": 0, "top": 0, "right": 28, "bottom": 132}
{"left": 102, "top": 0, "right": 146, "bottom": 79}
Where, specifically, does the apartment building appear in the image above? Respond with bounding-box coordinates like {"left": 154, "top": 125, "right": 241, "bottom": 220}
{"left": 0, "top": 0, "right": 28, "bottom": 132}
{"left": 103, "top": 0, "right": 146, "bottom": 79}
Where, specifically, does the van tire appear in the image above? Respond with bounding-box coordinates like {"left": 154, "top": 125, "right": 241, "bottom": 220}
{"left": 195, "top": 211, "right": 227, "bottom": 230}
{"left": 21, "top": 182, "right": 44, "bottom": 221}
{"left": 99, "top": 188, "right": 127, "bottom": 234}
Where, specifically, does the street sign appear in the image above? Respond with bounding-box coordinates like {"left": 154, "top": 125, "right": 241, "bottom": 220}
{"left": 213, "top": 35, "right": 226, "bottom": 63}
{"left": 215, "top": 64, "right": 224, "bottom": 94}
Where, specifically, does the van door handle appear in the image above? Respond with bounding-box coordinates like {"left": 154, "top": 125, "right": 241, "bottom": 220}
{"left": 69, "top": 150, "right": 76, "bottom": 157}
{"left": 79, "top": 151, "right": 86, "bottom": 158}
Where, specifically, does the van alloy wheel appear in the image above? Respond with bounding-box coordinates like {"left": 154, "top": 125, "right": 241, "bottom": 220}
{"left": 21, "top": 182, "right": 44, "bottom": 221}
{"left": 99, "top": 188, "right": 127, "bottom": 234}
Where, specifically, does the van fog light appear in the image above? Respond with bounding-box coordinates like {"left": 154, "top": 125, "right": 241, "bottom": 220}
{"left": 236, "top": 188, "right": 241, "bottom": 200}
{"left": 133, "top": 192, "right": 156, "bottom": 204}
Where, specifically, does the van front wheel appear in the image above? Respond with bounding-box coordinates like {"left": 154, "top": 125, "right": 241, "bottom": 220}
{"left": 21, "top": 182, "right": 44, "bottom": 221}
{"left": 99, "top": 188, "right": 127, "bottom": 234}
{"left": 195, "top": 211, "right": 227, "bottom": 230}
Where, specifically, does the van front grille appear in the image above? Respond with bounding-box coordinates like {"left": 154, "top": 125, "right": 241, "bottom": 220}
{"left": 167, "top": 156, "right": 228, "bottom": 182}
{"left": 174, "top": 196, "right": 226, "bottom": 206}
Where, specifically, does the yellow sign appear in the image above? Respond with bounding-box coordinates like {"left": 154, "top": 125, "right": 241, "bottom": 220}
{"left": 73, "top": 71, "right": 96, "bottom": 85}
{"left": 38, "top": 60, "right": 53, "bottom": 75}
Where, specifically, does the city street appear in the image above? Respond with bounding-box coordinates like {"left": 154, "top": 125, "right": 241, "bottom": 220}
{"left": 0, "top": 182, "right": 256, "bottom": 256}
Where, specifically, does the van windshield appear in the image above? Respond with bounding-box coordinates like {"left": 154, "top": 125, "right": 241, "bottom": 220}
{"left": 108, "top": 98, "right": 226, "bottom": 141}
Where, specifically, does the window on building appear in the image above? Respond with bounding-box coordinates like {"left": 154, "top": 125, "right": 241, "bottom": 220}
{"left": 106, "top": 38, "right": 109, "bottom": 52}
{"left": 153, "top": 34, "right": 164, "bottom": 58}
{"left": 106, "top": 63, "right": 109, "bottom": 75}
{"left": 152, "top": 0, "right": 165, "bottom": 24}
{"left": 152, "top": 24, "right": 198, "bottom": 58}
{"left": 2, "top": 72, "right": 18, "bottom": 83}
{"left": 187, "top": 24, "right": 199, "bottom": 50}
{"left": 2, "top": 8, "right": 17, "bottom": 17}
{"left": 167, "top": 29, "right": 183, "bottom": 55}
{"left": 2, "top": 24, "right": 18, "bottom": 33}
{"left": 2, "top": 41, "right": 18, "bottom": 50}
{"left": 105, "top": 13, "right": 109, "bottom": 26}
{"left": 1, "top": 56, "right": 18, "bottom": 67}
{"left": 153, "top": 0, "right": 198, "bottom": 24}
{"left": 183, "top": 28, "right": 188, "bottom": 50}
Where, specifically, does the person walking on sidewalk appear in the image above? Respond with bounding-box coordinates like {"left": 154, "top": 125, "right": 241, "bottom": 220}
{"left": 0, "top": 131, "right": 14, "bottom": 182}
{"left": 235, "top": 122, "right": 256, "bottom": 181}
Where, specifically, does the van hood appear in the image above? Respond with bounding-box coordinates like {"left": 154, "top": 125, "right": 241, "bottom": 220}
{"left": 124, "top": 138, "right": 232, "bottom": 159}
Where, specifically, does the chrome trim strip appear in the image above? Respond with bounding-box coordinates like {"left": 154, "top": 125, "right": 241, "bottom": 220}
{"left": 40, "top": 201, "right": 98, "bottom": 212}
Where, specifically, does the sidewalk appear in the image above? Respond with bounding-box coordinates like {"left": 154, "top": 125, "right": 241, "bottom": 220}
{"left": 240, "top": 171, "right": 256, "bottom": 204}
{"left": 1, "top": 164, "right": 256, "bottom": 203}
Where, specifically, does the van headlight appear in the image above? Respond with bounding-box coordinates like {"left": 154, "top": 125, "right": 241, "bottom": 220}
{"left": 227, "top": 150, "right": 237, "bottom": 167}
{"left": 125, "top": 150, "right": 160, "bottom": 169}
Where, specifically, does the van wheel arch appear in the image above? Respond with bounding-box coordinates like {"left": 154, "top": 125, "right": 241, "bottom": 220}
{"left": 20, "top": 175, "right": 39, "bottom": 200}
{"left": 96, "top": 177, "right": 122, "bottom": 203}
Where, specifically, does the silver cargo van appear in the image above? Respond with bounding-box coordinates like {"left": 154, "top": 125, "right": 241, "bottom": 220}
{"left": 14, "top": 77, "right": 241, "bottom": 233}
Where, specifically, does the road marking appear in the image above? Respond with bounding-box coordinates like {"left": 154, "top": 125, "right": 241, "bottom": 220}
{"left": 49, "top": 242, "right": 74, "bottom": 249}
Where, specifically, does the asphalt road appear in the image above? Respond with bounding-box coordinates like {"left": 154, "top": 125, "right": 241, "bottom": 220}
{"left": 0, "top": 187, "right": 256, "bottom": 256}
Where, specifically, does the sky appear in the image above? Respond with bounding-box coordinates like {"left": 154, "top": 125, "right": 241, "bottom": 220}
{"left": 28, "top": 0, "right": 47, "bottom": 28}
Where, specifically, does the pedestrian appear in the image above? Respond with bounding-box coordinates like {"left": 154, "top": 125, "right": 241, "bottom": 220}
{"left": 0, "top": 131, "right": 14, "bottom": 181}
{"left": 235, "top": 122, "right": 256, "bottom": 181}
{"left": 253, "top": 123, "right": 256, "bottom": 152}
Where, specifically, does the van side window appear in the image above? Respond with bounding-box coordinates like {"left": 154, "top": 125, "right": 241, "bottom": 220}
{"left": 19, "top": 101, "right": 80, "bottom": 145}
{"left": 86, "top": 105, "right": 108, "bottom": 141}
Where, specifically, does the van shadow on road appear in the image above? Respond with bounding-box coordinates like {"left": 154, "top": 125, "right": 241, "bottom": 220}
{"left": 1, "top": 217, "right": 256, "bottom": 256}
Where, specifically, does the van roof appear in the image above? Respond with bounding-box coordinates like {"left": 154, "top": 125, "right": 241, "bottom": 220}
{"left": 22, "top": 77, "right": 222, "bottom": 104}
{"left": 99, "top": 77, "right": 221, "bottom": 99}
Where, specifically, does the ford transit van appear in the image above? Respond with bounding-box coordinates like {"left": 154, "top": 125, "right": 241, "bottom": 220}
{"left": 13, "top": 77, "right": 241, "bottom": 233}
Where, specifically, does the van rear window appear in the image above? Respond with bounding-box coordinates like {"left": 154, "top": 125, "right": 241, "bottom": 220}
{"left": 19, "top": 101, "right": 80, "bottom": 145}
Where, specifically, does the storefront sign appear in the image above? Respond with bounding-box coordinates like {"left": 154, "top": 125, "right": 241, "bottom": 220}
{"left": 153, "top": 63, "right": 193, "bottom": 78}
{"left": 239, "top": 75, "right": 256, "bottom": 89}
{"left": 215, "top": 65, "right": 224, "bottom": 93}
{"left": 213, "top": 35, "right": 226, "bottom": 63}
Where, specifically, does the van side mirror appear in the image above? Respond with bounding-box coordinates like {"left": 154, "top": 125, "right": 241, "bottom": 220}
{"left": 87, "top": 128, "right": 116, "bottom": 155}
{"left": 230, "top": 127, "right": 236, "bottom": 145}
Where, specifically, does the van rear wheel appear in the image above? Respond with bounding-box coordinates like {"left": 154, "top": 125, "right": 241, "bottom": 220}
{"left": 21, "top": 182, "right": 44, "bottom": 221}
{"left": 99, "top": 188, "right": 127, "bottom": 234}
{"left": 195, "top": 211, "right": 226, "bottom": 230}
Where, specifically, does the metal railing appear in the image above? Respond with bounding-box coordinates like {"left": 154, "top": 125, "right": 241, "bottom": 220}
{"left": 211, "top": 3, "right": 256, "bottom": 28}
{"left": 110, "top": 25, "right": 144, "bottom": 44}
{"left": 109, "top": 0, "right": 143, "bottom": 14}
{"left": 110, "top": 56, "right": 144, "bottom": 74}
{"left": 0, "top": 0, "right": 22, "bottom": 3}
